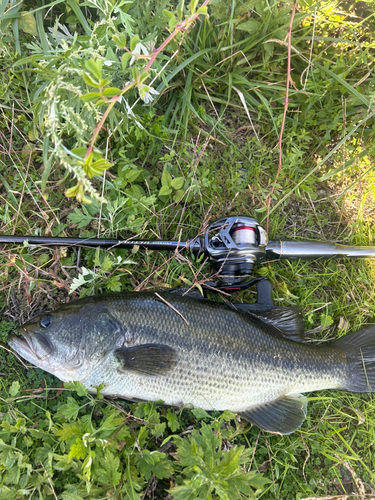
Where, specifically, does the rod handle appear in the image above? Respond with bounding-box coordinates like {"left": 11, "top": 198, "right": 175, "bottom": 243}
{"left": 266, "top": 241, "right": 375, "bottom": 260}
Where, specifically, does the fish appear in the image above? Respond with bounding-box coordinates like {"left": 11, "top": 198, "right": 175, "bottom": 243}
{"left": 7, "top": 289, "right": 375, "bottom": 435}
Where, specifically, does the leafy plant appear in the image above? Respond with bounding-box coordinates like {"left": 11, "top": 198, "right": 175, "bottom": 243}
{"left": 170, "top": 421, "right": 270, "bottom": 499}
{"left": 0, "top": 384, "right": 268, "bottom": 499}
{"left": 2, "top": 0, "right": 213, "bottom": 203}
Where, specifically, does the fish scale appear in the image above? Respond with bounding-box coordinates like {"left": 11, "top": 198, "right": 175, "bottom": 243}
{"left": 8, "top": 291, "right": 375, "bottom": 434}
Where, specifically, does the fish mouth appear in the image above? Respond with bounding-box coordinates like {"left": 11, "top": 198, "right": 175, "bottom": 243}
{"left": 8, "top": 333, "right": 39, "bottom": 363}
{"left": 8, "top": 331, "right": 52, "bottom": 366}
{"left": 9, "top": 331, "right": 93, "bottom": 382}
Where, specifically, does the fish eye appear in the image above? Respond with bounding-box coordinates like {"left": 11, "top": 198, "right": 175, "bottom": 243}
{"left": 40, "top": 315, "right": 53, "bottom": 328}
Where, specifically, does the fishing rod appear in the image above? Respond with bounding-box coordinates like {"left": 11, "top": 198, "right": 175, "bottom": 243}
{"left": 2, "top": 216, "right": 375, "bottom": 290}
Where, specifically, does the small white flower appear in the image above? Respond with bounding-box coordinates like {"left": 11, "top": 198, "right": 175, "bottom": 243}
{"left": 139, "top": 84, "right": 159, "bottom": 104}
{"left": 130, "top": 42, "right": 150, "bottom": 66}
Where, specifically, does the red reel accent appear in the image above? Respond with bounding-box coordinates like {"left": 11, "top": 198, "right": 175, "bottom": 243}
{"left": 231, "top": 226, "right": 256, "bottom": 245}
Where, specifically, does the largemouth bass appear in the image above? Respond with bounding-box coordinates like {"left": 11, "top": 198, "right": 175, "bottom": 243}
{"left": 8, "top": 290, "right": 375, "bottom": 434}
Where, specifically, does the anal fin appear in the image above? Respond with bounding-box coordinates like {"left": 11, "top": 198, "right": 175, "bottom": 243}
{"left": 239, "top": 394, "right": 307, "bottom": 435}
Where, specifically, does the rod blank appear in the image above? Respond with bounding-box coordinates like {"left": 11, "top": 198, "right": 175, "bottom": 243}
{"left": 0, "top": 235, "right": 188, "bottom": 251}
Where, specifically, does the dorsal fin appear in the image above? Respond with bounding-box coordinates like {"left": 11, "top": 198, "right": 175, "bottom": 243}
{"left": 235, "top": 304, "right": 305, "bottom": 342}
{"left": 165, "top": 287, "right": 206, "bottom": 301}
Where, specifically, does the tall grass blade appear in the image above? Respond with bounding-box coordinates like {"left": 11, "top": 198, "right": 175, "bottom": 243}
{"left": 340, "top": 163, "right": 375, "bottom": 197}
{"left": 314, "top": 62, "right": 371, "bottom": 108}
{"left": 318, "top": 150, "right": 369, "bottom": 181}
{"left": 11, "top": 17, "right": 20, "bottom": 53}
{"left": 232, "top": 85, "right": 260, "bottom": 144}
{"left": 66, "top": 0, "right": 91, "bottom": 35}
{"left": 0, "top": 0, "right": 10, "bottom": 17}
{"left": 28, "top": 0, "right": 66, "bottom": 15}
{"left": 36, "top": 10, "right": 50, "bottom": 54}
{"left": 1, "top": 0, "right": 21, "bottom": 32}
{"left": 155, "top": 48, "right": 216, "bottom": 95}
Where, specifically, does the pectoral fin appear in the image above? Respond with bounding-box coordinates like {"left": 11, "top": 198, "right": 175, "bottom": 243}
{"left": 115, "top": 344, "right": 177, "bottom": 376}
{"left": 239, "top": 394, "right": 307, "bottom": 435}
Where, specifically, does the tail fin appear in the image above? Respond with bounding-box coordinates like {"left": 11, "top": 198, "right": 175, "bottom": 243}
{"left": 334, "top": 324, "right": 375, "bottom": 393}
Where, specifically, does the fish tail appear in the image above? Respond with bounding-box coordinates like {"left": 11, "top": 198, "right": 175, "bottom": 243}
{"left": 334, "top": 324, "right": 375, "bottom": 392}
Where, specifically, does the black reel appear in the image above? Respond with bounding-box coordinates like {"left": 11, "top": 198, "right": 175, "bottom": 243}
{"left": 196, "top": 216, "right": 269, "bottom": 288}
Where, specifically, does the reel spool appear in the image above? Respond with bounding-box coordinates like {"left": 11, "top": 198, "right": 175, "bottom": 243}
{"left": 231, "top": 225, "right": 257, "bottom": 245}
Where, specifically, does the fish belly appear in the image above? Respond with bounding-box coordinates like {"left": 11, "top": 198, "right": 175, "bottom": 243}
{"left": 81, "top": 342, "right": 342, "bottom": 412}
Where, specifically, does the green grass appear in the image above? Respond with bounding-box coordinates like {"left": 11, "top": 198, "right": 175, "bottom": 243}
{"left": 1, "top": 0, "right": 375, "bottom": 498}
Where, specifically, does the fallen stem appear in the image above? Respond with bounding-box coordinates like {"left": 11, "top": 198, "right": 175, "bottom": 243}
{"left": 266, "top": 0, "right": 298, "bottom": 231}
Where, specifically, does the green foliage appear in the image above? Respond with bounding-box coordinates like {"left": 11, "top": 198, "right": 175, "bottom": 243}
{"left": 0, "top": 389, "right": 268, "bottom": 499}
{"left": 2, "top": 0, "right": 374, "bottom": 204}
{"left": 0, "top": 0, "right": 213, "bottom": 203}
{"left": 170, "top": 422, "right": 270, "bottom": 499}
{"left": 68, "top": 247, "right": 136, "bottom": 295}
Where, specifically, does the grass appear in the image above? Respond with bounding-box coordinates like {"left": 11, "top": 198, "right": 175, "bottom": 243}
{"left": 1, "top": 0, "right": 375, "bottom": 498}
